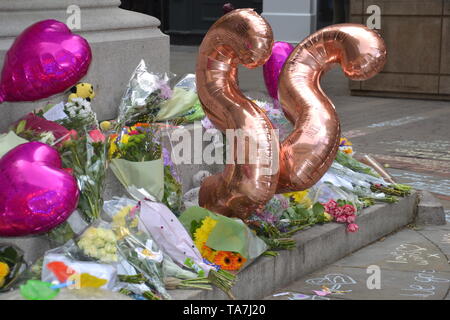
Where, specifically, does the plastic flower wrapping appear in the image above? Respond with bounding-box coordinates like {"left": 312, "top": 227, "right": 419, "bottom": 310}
{"left": 116, "top": 60, "right": 173, "bottom": 127}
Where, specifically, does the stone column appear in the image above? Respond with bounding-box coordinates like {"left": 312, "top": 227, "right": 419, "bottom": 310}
{"left": 262, "top": 0, "right": 317, "bottom": 43}
{"left": 0, "top": 0, "right": 169, "bottom": 262}
{"left": 0, "top": 0, "right": 170, "bottom": 132}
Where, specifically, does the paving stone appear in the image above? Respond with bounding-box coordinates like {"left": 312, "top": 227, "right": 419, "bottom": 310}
{"left": 332, "top": 229, "right": 450, "bottom": 273}
{"left": 417, "top": 227, "right": 450, "bottom": 258}
{"left": 266, "top": 266, "right": 450, "bottom": 300}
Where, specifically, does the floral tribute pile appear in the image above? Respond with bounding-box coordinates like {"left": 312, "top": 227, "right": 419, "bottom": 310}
{"left": 0, "top": 61, "right": 411, "bottom": 300}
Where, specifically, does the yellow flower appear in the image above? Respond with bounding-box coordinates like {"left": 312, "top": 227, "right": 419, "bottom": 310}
{"left": 340, "top": 137, "right": 352, "bottom": 146}
{"left": 193, "top": 217, "right": 218, "bottom": 253}
{"left": 112, "top": 205, "right": 134, "bottom": 228}
{"left": 0, "top": 277, "right": 4, "bottom": 288}
{"left": 200, "top": 245, "right": 218, "bottom": 262}
{"left": 284, "top": 190, "right": 312, "bottom": 208}
{"left": 120, "top": 134, "right": 130, "bottom": 144}
{"left": 324, "top": 212, "right": 333, "bottom": 222}
{"left": 0, "top": 262, "right": 9, "bottom": 278}
{"left": 100, "top": 121, "right": 111, "bottom": 131}
{"left": 342, "top": 147, "right": 353, "bottom": 154}
{"left": 108, "top": 141, "right": 118, "bottom": 159}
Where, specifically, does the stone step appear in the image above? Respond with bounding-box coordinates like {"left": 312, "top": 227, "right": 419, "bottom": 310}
{"left": 171, "top": 192, "right": 419, "bottom": 300}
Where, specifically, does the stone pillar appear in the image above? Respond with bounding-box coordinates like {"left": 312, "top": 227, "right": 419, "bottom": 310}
{"left": 0, "top": 0, "right": 169, "bottom": 262}
{"left": 262, "top": 0, "right": 317, "bottom": 43}
{"left": 0, "top": 0, "right": 170, "bottom": 132}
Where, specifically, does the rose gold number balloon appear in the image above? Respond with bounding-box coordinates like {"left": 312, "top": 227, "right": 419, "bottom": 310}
{"left": 196, "top": 9, "right": 279, "bottom": 219}
{"left": 276, "top": 24, "right": 387, "bottom": 193}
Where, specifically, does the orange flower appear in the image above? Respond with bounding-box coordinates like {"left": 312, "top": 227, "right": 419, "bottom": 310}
{"left": 213, "top": 251, "right": 246, "bottom": 271}
{"left": 214, "top": 251, "right": 235, "bottom": 270}
{"left": 201, "top": 244, "right": 217, "bottom": 262}
{"left": 231, "top": 253, "right": 246, "bottom": 270}
{"left": 134, "top": 123, "right": 150, "bottom": 128}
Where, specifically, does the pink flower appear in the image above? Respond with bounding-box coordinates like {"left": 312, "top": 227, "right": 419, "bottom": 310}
{"left": 63, "top": 168, "right": 74, "bottom": 175}
{"left": 324, "top": 200, "right": 338, "bottom": 214}
{"left": 335, "top": 214, "right": 347, "bottom": 223}
{"left": 89, "top": 129, "right": 106, "bottom": 143}
{"left": 347, "top": 223, "right": 359, "bottom": 233}
{"left": 128, "top": 130, "right": 140, "bottom": 136}
{"left": 346, "top": 214, "right": 356, "bottom": 224}
{"left": 62, "top": 129, "right": 78, "bottom": 142}
{"left": 342, "top": 204, "right": 356, "bottom": 215}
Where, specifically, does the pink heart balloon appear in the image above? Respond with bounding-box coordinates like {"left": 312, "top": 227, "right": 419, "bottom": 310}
{"left": 0, "top": 142, "right": 79, "bottom": 237}
{"left": 0, "top": 20, "right": 92, "bottom": 103}
{"left": 263, "top": 41, "right": 294, "bottom": 100}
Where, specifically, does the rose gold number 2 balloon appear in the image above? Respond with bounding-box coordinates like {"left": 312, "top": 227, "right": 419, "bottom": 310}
{"left": 276, "top": 24, "right": 387, "bottom": 193}
{"left": 196, "top": 9, "right": 279, "bottom": 219}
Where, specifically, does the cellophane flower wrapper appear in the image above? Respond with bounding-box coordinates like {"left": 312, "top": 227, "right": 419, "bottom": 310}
{"left": 116, "top": 60, "right": 173, "bottom": 127}
{"left": 103, "top": 197, "right": 171, "bottom": 299}
{"left": 155, "top": 74, "right": 205, "bottom": 123}
{"left": 0, "top": 131, "right": 28, "bottom": 158}
{"left": 136, "top": 200, "right": 214, "bottom": 277}
{"left": 10, "top": 113, "right": 69, "bottom": 146}
{"left": 40, "top": 239, "right": 118, "bottom": 290}
{"left": 179, "top": 206, "right": 268, "bottom": 261}
{"left": 161, "top": 141, "right": 183, "bottom": 215}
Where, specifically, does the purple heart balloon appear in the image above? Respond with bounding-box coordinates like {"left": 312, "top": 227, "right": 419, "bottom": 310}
{"left": 263, "top": 41, "right": 294, "bottom": 100}
{"left": 0, "top": 142, "right": 79, "bottom": 237}
{"left": 0, "top": 20, "right": 92, "bottom": 103}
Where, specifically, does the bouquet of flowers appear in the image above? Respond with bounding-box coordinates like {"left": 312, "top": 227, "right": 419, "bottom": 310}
{"left": 155, "top": 74, "right": 205, "bottom": 124}
{"left": 58, "top": 128, "right": 107, "bottom": 223}
{"left": 108, "top": 123, "right": 182, "bottom": 214}
{"left": 323, "top": 199, "right": 359, "bottom": 233}
{"left": 117, "top": 60, "right": 172, "bottom": 127}
{"left": 0, "top": 245, "right": 26, "bottom": 292}
{"left": 179, "top": 206, "right": 267, "bottom": 272}
{"left": 136, "top": 200, "right": 236, "bottom": 298}
{"left": 103, "top": 197, "right": 211, "bottom": 299}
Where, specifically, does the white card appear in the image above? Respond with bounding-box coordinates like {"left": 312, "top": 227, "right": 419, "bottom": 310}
{"left": 43, "top": 102, "right": 67, "bottom": 121}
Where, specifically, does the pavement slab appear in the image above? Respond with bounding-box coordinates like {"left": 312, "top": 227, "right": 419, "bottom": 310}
{"left": 267, "top": 266, "right": 450, "bottom": 300}
{"left": 332, "top": 229, "right": 450, "bottom": 273}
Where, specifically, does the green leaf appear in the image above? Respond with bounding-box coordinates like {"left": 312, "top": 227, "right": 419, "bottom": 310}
{"left": 312, "top": 202, "right": 325, "bottom": 216}
{"left": 15, "top": 120, "right": 27, "bottom": 134}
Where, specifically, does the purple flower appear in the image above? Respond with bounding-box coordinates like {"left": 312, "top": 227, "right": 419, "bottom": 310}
{"left": 163, "top": 147, "right": 180, "bottom": 182}
{"left": 201, "top": 117, "right": 215, "bottom": 130}
{"left": 159, "top": 82, "right": 172, "bottom": 99}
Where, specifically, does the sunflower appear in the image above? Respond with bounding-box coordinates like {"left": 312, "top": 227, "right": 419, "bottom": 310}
{"left": 0, "top": 262, "right": 9, "bottom": 288}
{"left": 193, "top": 217, "right": 218, "bottom": 252}
{"left": 284, "top": 190, "right": 312, "bottom": 208}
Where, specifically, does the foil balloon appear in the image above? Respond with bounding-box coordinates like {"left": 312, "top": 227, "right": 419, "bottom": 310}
{"left": 0, "top": 142, "right": 79, "bottom": 237}
{"left": 0, "top": 20, "right": 92, "bottom": 103}
{"left": 196, "top": 9, "right": 279, "bottom": 220}
{"left": 276, "top": 24, "right": 387, "bottom": 193}
{"left": 263, "top": 41, "right": 294, "bottom": 100}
